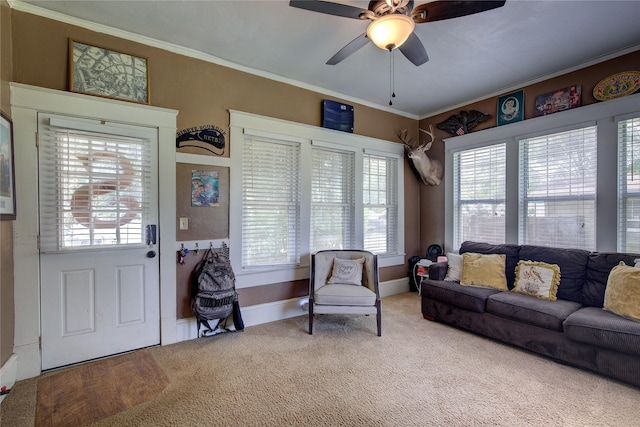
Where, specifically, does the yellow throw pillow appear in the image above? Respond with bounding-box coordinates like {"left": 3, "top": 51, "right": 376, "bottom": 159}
{"left": 604, "top": 262, "right": 640, "bottom": 322}
{"left": 512, "top": 260, "right": 561, "bottom": 301}
{"left": 460, "top": 253, "right": 508, "bottom": 291}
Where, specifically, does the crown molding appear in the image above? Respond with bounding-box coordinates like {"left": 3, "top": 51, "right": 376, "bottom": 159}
{"left": 418, "top": 43, "right": 640, "bottom": 120}
{"left": 9, "top": 0, "right": 419, "bottom": 120}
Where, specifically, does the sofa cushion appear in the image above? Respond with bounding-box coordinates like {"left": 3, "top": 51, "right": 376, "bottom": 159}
{"left": 518, "top": 245, "right": 589, "bottom": 304}
{"left": 512, "top": 260, "right": 561, "bottom": 301}
{"left": 564, "top": 307, "right": 640, "bottom": 356}
{"left": 486, "top": 292, "right": 582, "bottom": 331}
{"left": 421, "top": 279, "right": 500, "bottom": 313}
{"left": 460, "top": 253, "right": 508, "bottom": 291}
{"left": 583, "top": 252, "right": 640, "bottom": 307}
{"left": 315, "top": 284, "right": 376, "bottom": 306}
{"left": 460, "top": 241, "right": 520, "bottom": 289}
{"left": 603, "top": 262, "right": 640, "bottom": 321}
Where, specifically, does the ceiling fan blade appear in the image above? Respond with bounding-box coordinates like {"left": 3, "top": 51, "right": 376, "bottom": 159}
{"left": 412, "top": 0, "right": 506, "bottom": 23}
{"left": 399, "top": 32, "right": 429, "bottom": 66}
{"left": 289, "top": 0, "right": 366, "bottom": 19}
{"left": 326, "top": 33, "right": 370, "bottom": 65}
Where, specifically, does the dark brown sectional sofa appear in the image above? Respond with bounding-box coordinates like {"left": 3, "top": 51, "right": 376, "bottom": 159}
{"left": 421, "top": 241, "right": 640, "bottom": 388}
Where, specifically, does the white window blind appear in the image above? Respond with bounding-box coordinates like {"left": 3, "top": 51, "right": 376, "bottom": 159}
{"left": 519, "top": 126, "right": 597, "bottom": 250}
{"left": 363, "top": 153, "right": 398, "bottom": 255}
{"left": 618, "top": 116, "right": 640, "bottom": 253}
{"left": 453, "top": 143, "right": 506, "bottom": 248}
{"left": 241, "top": 134, "right": 301, "bottom": 267}
{"left": 311, "top": 146, "right": 355, "bottom": 251}
{"left": 38, "top": 121, "right": 151, "bottom": 252}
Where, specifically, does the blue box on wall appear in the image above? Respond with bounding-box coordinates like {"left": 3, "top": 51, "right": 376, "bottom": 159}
{"left": 322, "top": 99, "right": 354, "bottom": 133}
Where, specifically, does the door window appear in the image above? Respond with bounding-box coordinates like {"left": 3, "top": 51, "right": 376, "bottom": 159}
{"left": 39, "top": 116, "right": 153, "bottom": 251}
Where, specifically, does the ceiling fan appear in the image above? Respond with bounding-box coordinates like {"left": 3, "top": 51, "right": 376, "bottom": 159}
{"left": 289, "top": 0, "right": 506, "bottom": 66}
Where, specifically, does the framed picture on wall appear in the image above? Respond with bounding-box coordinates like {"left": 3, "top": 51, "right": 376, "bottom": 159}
{"left": 497, "top": 90, "right": 524, "bottom": 126}
{"left": 69, "top": 39, "right": 150, "bottom": 104}
{"left": 1, "top": 111, "right": 16, "bottom": 220}
{"left": 534, "top": 85, "right": 581, "bottom": 117}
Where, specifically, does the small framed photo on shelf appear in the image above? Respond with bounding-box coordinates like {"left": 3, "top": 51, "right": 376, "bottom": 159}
{"left": 69, "top": 39, "right": 150, "bottom": 104}
{"left": 534, "top": 85, "right": 581, "bottom": 117}
{"left": 497, "top": 90, "right": 524, "bottom": 126}
{"left": 0, "top": 112, "right": 16, "bottom": 220}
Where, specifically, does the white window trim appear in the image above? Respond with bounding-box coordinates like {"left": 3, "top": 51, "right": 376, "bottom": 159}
{"left": 443, "top": 92, "right": 640, "bottom": 254}
{"left": 229, "top": 110, "right": 404, "bottom": 288}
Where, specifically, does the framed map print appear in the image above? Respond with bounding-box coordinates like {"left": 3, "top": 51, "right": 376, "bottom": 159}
{"left": 69, "top": 39, "right": 150, "bottom": 104}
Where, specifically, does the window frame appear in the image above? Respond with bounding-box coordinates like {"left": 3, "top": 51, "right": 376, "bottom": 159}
{"left": 229, "top": 110, "right": 404, "bottom": 288}
{"left": 617, "top": 113, "right": 640, "bottom": 253}
{"left": 363, "top": 149, "right": 402, "bottom": 256}
{"left": 310, "top": 140, "right": 357, "bottom": 252}
{"left": 518, "top": 124, "right": 598, "bottom": 250}
{"left": 443, "top": 93, "right": 640, "bottom": 254}
{"left": 452, "top": 142, "right": 506, "bottom": 249}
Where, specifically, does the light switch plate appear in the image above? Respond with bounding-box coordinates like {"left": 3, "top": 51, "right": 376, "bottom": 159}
{"left": 179, "top": 217, "right": 188, "bottom": 230}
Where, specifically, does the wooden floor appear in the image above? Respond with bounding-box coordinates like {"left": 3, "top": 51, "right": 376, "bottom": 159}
{"left": 36, "top": 349, "right": 169, "bottom": 426}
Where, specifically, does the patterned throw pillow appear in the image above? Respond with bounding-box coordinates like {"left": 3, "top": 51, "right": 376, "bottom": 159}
{"left": 604, "top": 262, "right": 640, "bottom": 322}
{"left": 460, "top": 253, "right": 508, "bottom": 291}
{"left": 512, "top": 260, "right": 561, "bottom": 301}
{"left": 327, "top": 257, "right": 365, "bottom": 286}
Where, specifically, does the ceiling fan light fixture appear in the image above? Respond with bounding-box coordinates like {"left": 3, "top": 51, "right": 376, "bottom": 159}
{"left": 367, "top": 14, "right": 415, "bottom": 51}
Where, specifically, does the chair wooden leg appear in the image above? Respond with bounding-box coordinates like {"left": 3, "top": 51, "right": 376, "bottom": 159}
{"left": 376, "top": 300, "right": 381, "bottom": 337}
{"left": 308, "top": 300, "right": 314, "bottom": 335}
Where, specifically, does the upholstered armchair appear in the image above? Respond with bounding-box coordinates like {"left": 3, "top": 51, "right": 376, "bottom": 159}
{"left": 309, "top": 249, "right": 381, "bottom": 336}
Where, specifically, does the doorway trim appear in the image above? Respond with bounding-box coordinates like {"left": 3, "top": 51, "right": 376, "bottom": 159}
{"left": 10, "top": 83, "right": 178, "bottom": 380}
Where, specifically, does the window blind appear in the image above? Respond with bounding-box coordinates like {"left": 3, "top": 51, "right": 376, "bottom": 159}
{"left": 453, "top": 143, "right": 506, "bottom": 248}
{"left": 363, "top": 153, "right": 398, "bottom": 255}
{"left": 618, "top": 116, "right": 640, "bottom": 253}
{"left": 241, "top": 134, "right": 301, "bottom": 267}
{"left": 519, "top": 126, "right": 597, "bottom": 250}
{"left": 311, "top": 146, "right": 355, "bottom": 252}
{"left": 38, "top": 120, "right": 152, "bottom": 252}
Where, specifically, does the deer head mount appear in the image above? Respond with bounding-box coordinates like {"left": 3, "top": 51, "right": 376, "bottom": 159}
{"left": 398, "top": 124, "right": 443, "bottom": 186}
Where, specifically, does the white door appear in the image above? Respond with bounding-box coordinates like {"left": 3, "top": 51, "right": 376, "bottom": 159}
{"left": 38, "top": 114, "right": 160, "bottom": 370}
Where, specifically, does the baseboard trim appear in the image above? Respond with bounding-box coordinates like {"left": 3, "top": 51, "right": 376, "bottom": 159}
{"left": 0, "top": 354, "right": 18, "bottom": 405}
{"left": 176, "top": 278, "right": 409, "bottom": 342}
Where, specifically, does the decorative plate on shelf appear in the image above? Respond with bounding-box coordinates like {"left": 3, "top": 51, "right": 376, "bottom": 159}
{"left": 593, "top": 71, "right": 640, "bottom": 101}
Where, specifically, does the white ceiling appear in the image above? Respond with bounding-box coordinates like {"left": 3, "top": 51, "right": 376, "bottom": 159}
{"left": 15, "top": 0, "right": 640, "bottom": 118}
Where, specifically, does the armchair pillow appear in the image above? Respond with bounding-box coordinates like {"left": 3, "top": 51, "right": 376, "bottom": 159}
{"left": 327, "top": 257, "right": 365, "bottom": 286}
{"left": 460, "top": 253, "right": 508, "bottom": 291}
{"left": 512, "top": 260, "right": 561, "bottom": 301}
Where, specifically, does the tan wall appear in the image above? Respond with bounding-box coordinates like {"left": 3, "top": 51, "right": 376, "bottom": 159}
{"left": 1, "top": 0, "right": 15, "bottom": 367}
{"left": 11, "top": 11, "right": 422, "bottom": 319}
{"left": 419, "top": 50, "right": 640, "bottom": 252}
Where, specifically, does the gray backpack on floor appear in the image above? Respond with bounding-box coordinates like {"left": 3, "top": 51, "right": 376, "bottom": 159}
{"left": 191, "top": 244, "right": 244, "bottom": 337}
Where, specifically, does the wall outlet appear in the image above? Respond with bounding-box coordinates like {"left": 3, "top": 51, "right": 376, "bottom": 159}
{"left": 179, "top": 217, "right": 189, "bottom": 230}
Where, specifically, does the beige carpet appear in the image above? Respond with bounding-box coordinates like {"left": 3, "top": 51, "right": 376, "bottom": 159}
{"left": 2, "top": 292, "right": 640, "bottom": 426}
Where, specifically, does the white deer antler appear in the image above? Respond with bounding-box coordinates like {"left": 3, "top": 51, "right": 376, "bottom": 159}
{"left": 398, "top": 124, "right": 443, "bottom": 186}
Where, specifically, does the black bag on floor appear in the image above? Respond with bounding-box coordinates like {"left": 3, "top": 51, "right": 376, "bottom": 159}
{"left": 191, "top": 244, "right": 244, "bottom": 337}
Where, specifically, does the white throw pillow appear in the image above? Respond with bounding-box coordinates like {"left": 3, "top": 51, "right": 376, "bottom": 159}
{"left": 444, "top": 252, "right": 463, "bottom": 282}
{"left": 327, "top": 257, "right": 365, "bottom": 286}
